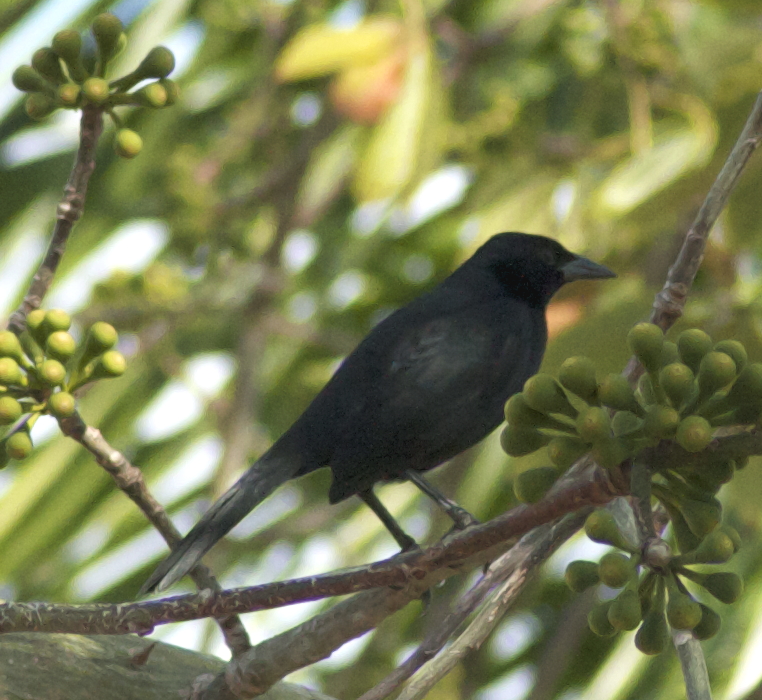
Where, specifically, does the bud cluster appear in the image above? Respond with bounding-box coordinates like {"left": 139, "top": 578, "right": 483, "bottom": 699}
{"left": 565, "top": 509, "right": 742, "bottom": 654}
{"left": 0, "top": 310, "right": 125, "bottom": 467}
{"left": 503, "top": 324, "right": 761, "bottom": 504}
{"left": 11, "top": 13, "right": 178, "bottom": 158}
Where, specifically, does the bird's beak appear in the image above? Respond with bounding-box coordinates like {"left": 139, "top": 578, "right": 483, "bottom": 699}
{"left": 561, "top": 255, "right": 616, "bottom": 282}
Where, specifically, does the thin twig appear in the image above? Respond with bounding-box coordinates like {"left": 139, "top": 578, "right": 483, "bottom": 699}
{"left": 201, "top": 583, "right": 429, "bottom": 700}
{"left": 624, "top": 90, "right": 762, "bottom": 381}
{"left": 56, "top": 412, "right": 251, "bottom": 657}
{"left": 357, "top": 562, "right": 506, "bottom": 700}
{"left": 652, "top": 91, "right": 762, "bottom": 330}
{"left": 673, "top": 631, "right": 713, "bottom": 700}
{"left": 395, "top": 513, "right": 589, "bottom": 700}
{"left": 6, "top": 107, "right": 103, "bottom": 335}
{"left": 359, "top": 510, "right": 592, "bottom": 700}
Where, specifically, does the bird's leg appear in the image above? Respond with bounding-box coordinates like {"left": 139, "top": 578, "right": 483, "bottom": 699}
{"left": 359, "top": 489, "right": 417, "bottom": 551}
{"left": 405, "top": 470, "right": 479, "bottom": 530}
{"left": 358, "top": 490, "right": 432, "bottom": 609}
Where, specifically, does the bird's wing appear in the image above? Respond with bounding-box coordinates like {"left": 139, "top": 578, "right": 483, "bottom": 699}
{"left": 324, "top": 298, "right": 542, "bottom": 500}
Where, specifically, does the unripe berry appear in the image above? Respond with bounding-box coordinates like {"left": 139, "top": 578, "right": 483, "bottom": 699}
{"left": 48, "top": 391, "right": 76, "bottom": 418}
{"left": 718, "top": 524, "right": 741, "bottom": 553}
{"left": 38, "top": 359, "right": 66, "bottom": 386}
{"left": 598, "top": 552, "right": 634, "bottom": 588}
{"left": 504, "top": 394, "right": 572, "bottom": 432}
{"left": 676, "top": 415, "right": 712, "bottom": 453}
{"left": 82, "top": 77, "right": 110, "bottom": 103}
{"left": 693, "top": 604, "right": 721, "bottom": 641}
{"left": 559, "top": 356, "right": 598, "bottom": 404}
{"left": 659, "top": 363, "right": 695, "bottom": 408}
{"left": 52, "top": 29, "right": 88, "bottom": 83}
{"left": 0, "top": 357, "right": 24, "bottom": 386}
{"left": 158, "top": 78, "right": 179, "bottom": 105}
{"left": 45, "top": 331, "right": 76, "bottom": 362}
{"left": 598, "top": 373, "right": 641, "bottom": 414}
{"left": 564, "top": 560, "right": 600, "bottom": 592}
{"left": 643, "top": 404, "right": 679, "bottom": 439}
{"left": 697, "top": 351, "right": 736, "bottom": 398}
{"left": 691, "top": 529, "right": 735, "bottom": 564}
{"left": 136, "top": 46, "right": 175, "bottom": 79}
{"left": 726, "top": 363, "right": 762, "bottom": 406}
{"left": 635, "top": 609, "right": 668, "bottom": 654}
{"left": 700, "top": 572, "right": 743, "bottom": 604}
{"left": 25, "top": 93, "right": 56, "bottom": 120}
{"left": 678, "top": 329, "right": 713, "bottom": 373}
{"left": 26, "top": 309, "right": 47, "bottom": 341}
{"left": 57, "top": 83, "right": 81, "bottom": 107}
{"left": 679, "top": 497, "right": 721, "bottom": 539}
{"left": 714, "top": 340, "right": 747, "bottom": 372}
{"left": 87, "top": 322, "right": 118, "bottom": 352}
{"left": 547, "top": 435, "right": 588, "bottom": 470}
{"left": 628, "top": 323, "right": 664, "bottom": 372}
{"left": 92, "top": 13, "right": 124, "bottom": 61}
{"left": 43, "top": 309, "right": 71, "bottom": 333}
{"left": 32, "top": 48, "right": 66, "bottom": 84}
{"left": 6, "top": 431, "right": 32, "bottom": 460}
{"left": 608, "top": 589, "right": 642, "bottom": 631}
{"left": 591, "top": 437, "right": 628, "bottom": 470}
{"left": 0, "top": 397, "right": 22, "bottom": 425}
{"left": 588, "top": 601, "right": 616, "bottom": 637}
{"left": 585, "top": 510, "right": 629, "bottom": 550}
{"left": 52, "top": 29, "right": 82, "bottom": 64}
{"left": 523, "top": 374, "right": 576, "bottom": 417}
{"left": 667, "top": 592, "right": 701, "bottom": 630}
{"left": 500, "top": 425, "right": 549, "bottom": 457}
{"left": 94, "top": 350, "right": 126, "bottom": 378}
{"left": 114, "top": 129, "right": 142, "bottom": 158}
{"left": 576, "top": 407, "right": 610, "bottom": 443}
{"left": 0, "top": 331, "right": 25, "bottom": 362}
{"left": 513, "top": 467, "right": 557, "bottom": 504}
{"left": 134, "top": 82, "right": 167, "bottom": 108}
{"left": 12, "top": 65, "right": 50, "bottom": 93}
{"left": 611, "top": 410, "right": 643, "bottom": 437}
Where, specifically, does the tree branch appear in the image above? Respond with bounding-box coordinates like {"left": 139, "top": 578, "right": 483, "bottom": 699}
{"left": 359, "top": 509, "right": 592, "bottom": 700}
{"left": 0, "top": 632, "right": 335, "bottom": 700}
{"left": 651, "top": 91, "right": 762, "bottom": 331}
{"left": 56, "top": 411, "right": 251, "bottom": 657}
{"left": 0, "top": 469, "right": 620, "bottom": 635}
{"left": 393, "top": 512, "right": 589, "bottom": 700}
{"left": 201, "top": 585, "right": 427, "bottom": 700}
{"left": 6, "top": 107, "right": 103, "bottom": 335}
{"left": 673, "top": 631, "right": 712, "bottom": 700}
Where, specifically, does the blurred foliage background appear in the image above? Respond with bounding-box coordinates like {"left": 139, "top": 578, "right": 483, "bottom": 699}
{"left": 2, "top": 0, "right": 762, "bottom": 698}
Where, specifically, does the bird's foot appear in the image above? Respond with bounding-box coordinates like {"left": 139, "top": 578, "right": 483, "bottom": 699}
{"left": 449, "top": 507, "right": 480, "bottom": 530}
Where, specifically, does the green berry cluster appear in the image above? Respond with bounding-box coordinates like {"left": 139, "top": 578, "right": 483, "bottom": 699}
{"left": 11, "top": 13, "right": 178, "bottom": 158}
{"left": 0, "top": 310, "right": 125, "bottom": 467}
{"left": 504, "top": 324, "right": 761, "bottom": 504}
{"left": 565, "top": 510, "right": 742, "bottom": 654}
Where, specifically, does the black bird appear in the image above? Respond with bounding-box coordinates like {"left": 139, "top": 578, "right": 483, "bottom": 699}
{"left": 141, "top": 232, "right": 614, "bottom": 594}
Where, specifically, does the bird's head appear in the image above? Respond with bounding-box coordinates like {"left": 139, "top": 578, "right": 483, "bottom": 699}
{"left": 465, "top": 232, "right": 615, "bottom": 307}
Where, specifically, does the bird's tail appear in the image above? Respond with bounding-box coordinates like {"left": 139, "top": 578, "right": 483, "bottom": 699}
{"left": 139, "top": 443, "right": 304, "bottom": 595}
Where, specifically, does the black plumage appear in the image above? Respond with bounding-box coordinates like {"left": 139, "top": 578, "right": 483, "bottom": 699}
{"left": 141, "top": 232, "right": 614, "bottom": 594}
